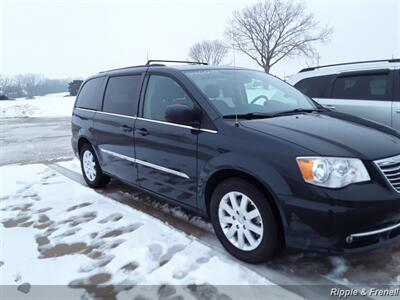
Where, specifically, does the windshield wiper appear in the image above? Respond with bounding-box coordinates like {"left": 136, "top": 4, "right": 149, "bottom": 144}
{"left": 223, "top": 108, "right": 326, "bottom": 120}
{"left": 222, "top": 112, "right": 273, "bottom": 120}
{"left": 270, "top": 108, "right": 324, "bottom": 117}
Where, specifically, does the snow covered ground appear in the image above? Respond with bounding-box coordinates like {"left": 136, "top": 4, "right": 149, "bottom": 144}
{"left": 0, "top": 93, "right": 75, "bottom": 118}
{"left": 58, "top": 159, "right": 214, "bottom": 232}
{"left": 0, "top": 163, "right": 301, "bottom": 299}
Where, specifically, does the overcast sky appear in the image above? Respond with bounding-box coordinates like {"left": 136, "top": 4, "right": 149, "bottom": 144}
{"left": 1, "top": 0, "right": 399, "bottom": 79}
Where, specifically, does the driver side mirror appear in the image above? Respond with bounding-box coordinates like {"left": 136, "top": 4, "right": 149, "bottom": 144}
{"left": 165, "top": 104, "right": 201, "bottom": 127}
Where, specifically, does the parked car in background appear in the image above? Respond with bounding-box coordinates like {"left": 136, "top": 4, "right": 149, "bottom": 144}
{"left": 0, "top": 94, "right": 9, "bottom": 100}
{"left": 72, "top": 60, "right": 400, "bottom": 263}
{"left": 287, "top": 59, "right": 400, "bottom": 130}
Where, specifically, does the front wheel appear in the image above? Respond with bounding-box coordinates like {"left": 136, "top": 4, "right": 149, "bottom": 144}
{"left": 80, "top": 144, "right": 110, "bottom": 188}
{"left": 210, "top": 178, "right": 281, "bottom": 263}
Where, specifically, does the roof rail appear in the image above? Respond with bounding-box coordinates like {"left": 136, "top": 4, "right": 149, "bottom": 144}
{"left": 99, "top": 59, "right": 208, "bottom": 74}
{"left": 299, "top": 58, "right": 400, "bottom": 73}
{"left": 146, "top": 59, "right": 208, "bottom": 66}
{"left": 99, "top": 65, "right": 148, "bottom": 74}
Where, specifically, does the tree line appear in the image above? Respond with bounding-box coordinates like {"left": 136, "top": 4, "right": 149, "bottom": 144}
{"left": 0, "top": 74, "right": 70, "bottom": 99}
{"left": 188, "top": 0, "right": 332, "bottom": 73}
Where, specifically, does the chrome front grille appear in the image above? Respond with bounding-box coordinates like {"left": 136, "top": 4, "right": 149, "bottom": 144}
{"left": 375, "top": 155, "right": 400, "bottom": 193}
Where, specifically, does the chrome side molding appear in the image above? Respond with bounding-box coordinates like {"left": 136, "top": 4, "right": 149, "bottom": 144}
{"left": 75, "top": 108, "right": 217, "bottom": 134}
{"left": 136, "top": 117, "right": 217, "bottom": 134}
{"left": 100, "top": 148, "right": 135, "bottom": 163}
{"left": 99, "top": 148, "right": 190, "bottom": 179}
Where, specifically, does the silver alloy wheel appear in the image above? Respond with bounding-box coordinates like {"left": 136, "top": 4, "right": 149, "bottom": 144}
{"left": 218, "top": 191, "right": 264, "bottom": 251}
{"left": 83, "top": 150, "right": 97, "bottom": 182}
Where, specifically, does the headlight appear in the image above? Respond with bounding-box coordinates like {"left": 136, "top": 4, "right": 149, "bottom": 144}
{"left": 296, "top": 157, "right": 370, "bottom": 188}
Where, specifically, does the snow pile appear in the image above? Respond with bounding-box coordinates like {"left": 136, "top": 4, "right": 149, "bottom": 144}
{"left": 0, "top": 164, "right": 288, "bottom": 299}
{"left": 327, "top": 257, "right": 350, "bottom": 285}
{"left": 0, "top": 93, "right": 75, "bottom": 118}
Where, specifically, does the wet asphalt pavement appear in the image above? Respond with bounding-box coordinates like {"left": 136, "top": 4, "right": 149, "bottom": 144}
{"left": 0, "top": 117, "right": 74, "bottom": 166}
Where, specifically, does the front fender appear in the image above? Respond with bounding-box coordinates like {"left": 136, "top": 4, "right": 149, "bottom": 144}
{"left": 197, "top": 152, "right": 292, "bottom": 226}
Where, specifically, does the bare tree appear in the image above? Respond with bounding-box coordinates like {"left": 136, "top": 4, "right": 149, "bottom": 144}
{"left": 0, "top": 74, "right": 69, "bottom": 98}
{"left": 14, "top": 74, "right": 44, "bottom": 98}
{"left": 226, "top": 0, "right": 332, "bottom": 73}
{"left": 0, "top": 75, "right": 13, "bottom": 94}
{"left": 188, "top": 40, "right": 228, "bottom": 65}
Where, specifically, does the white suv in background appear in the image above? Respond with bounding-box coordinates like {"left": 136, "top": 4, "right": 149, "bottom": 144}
{"left": 287, "top": 59, "right": 400, "bottom": 130}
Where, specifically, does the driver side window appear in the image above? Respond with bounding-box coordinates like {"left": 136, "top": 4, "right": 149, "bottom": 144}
{"left": 143, "top": 75, "right": 194, "bottom": 122}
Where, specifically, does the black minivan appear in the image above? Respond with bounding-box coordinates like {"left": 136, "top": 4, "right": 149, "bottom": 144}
{"left": 72, "top": 60, "right": 400, "bottom": 263}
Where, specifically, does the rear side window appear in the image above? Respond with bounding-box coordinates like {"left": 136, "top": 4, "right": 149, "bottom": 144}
{"left": 75, "top": 77, "right": 104, "bottom": 110}
{"left": 332, "top": 74, "right": 390, "bottom": 100}
{"left": 294, "top": 75, "right": 332, "bottom": 98}
{"left": 103, "top": 75, "right": 142, "bottom": 116}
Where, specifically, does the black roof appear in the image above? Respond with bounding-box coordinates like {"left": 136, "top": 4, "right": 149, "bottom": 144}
{"left": 100, "top": 65, "right": 246, "bottom": 76}
{"left": 84, "top": 60, "right": 257, "bottom": 82}
{"left": 97, "top": 59, "right": 251, "bottom": 76}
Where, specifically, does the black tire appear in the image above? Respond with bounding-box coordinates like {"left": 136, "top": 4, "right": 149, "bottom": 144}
{"left": 210, "top": 178, "right": 281, "bottom": 263}
{"left": 79, "top": 143, "right": 110, "bottom": 188}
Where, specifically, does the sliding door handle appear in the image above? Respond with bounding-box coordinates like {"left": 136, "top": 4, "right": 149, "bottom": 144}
{"left": 137, "top": 128, "right": 149, "bottom": 136}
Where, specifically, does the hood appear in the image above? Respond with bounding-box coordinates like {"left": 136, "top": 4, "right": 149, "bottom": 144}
{"left": 241, "top": 111, "right": 400, "bottom": 160}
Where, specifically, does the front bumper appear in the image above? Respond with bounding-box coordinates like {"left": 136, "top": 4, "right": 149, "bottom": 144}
{"left": 346, "top": 221, "right": 400, "bottom": 245}
{"left": 278, "top": 182, "right": 400, "bottom": 255}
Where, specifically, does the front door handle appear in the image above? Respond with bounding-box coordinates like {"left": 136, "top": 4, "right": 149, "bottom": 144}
{"left": 396, "top": 110, "right": 400, "bottom": 114}
{"left": 137, "top": 128, "right": 149, "bottom": 136}
{"left": 324, "top": 104, "right": 336, "bottom": 110}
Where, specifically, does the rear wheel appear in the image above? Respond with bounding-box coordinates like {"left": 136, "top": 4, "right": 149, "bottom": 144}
{"left": 210, "top": 178, "right": 280, "bottom": 263}
{"left": 80, "top": 143, "right": 110, "bottom": 188}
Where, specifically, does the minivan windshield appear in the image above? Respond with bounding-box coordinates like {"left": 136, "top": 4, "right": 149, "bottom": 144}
{"left": 184, "top": 69, "right": 317, "bottom": 118}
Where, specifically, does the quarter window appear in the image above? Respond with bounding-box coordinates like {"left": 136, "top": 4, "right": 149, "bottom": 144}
{"left": 332, "top": 74, "right": 390, "bottom": 100}
{"left": 75, "top": 77, "right": 105, "bottom": 110}
{"left": 103, "top": 75, "right": 141, "bottom": 116}
{"left": 143, "top": 75, "right": 194, "bottom": 122}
